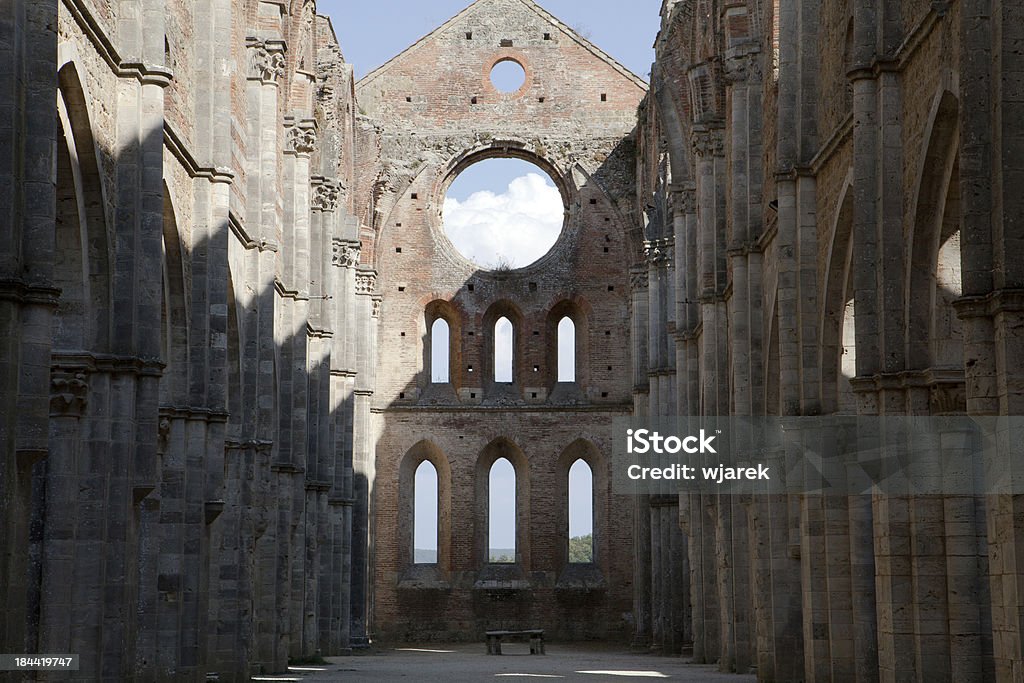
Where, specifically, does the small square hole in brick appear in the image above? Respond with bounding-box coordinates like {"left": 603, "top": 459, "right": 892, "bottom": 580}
{"left": 532, "top": 392, "right": 538, "bottom": 398}
{"left": 500, "top": 38, "right": 513, "bottom": 47}
{"left": 605, "top": 217, "right": 610, "bottom": 222}
{"left": 532, "top": 330, "right": 539, "bottom": 336}
{"left": 466, "top": 31, "right": 472, "bottom": 40}
{"left": 605, "top": 330, "right": 611, "bottom": 335}
{"left": 543, "top": 32, "right": 551, "bottom": 40}
{"left": 529, "top": 282, "right": 537, "bottom": 291}
{"left": 608, "top": 285, "right": 614, "bottom": 291}
{"left": 470, "top": 393, "right": 476, "bottom": 399}
{"left": 400, "top": 392, "right": 405, "bottom": 399}
{"left": 607, "top": 366, "right": 613, "bottom": 371}
{"left": 396, "top": 222, "right": 402, "bottom": 227}
{"left": 395, "top": 247, "right": 402, "bottom": 253}
{"left": 533, "top": 365, "right": 539, "bottom": 372}
{"left": 468, "top": 365, "right": 474, "bottom": 372}
{"left": 406, "top": 96, "right": 412, "bottom": 103}
{"left": 400, "top": 332, "right": 405, "bottom": 337}
{"left": 603, "top": 247, "right": 609, "bottom": 253}
{"left": 398, "top": 286, "right": 405, "bottom": 292}
{"left": 601, "top": 391, "right": 609, "bottom": 398}
{"left": 538, "top": 96, "right": 545, "bottom": 103}
{"left": 600, "top": 93, "right": 607, "bottom": 101}
{"left": 468, "top": 331, "right": 475, "bottom": 336}
{"left": 468, "top": 284, "right": 475, "bottom": 292}
{"left": 411, "top": 192, "right": 418, "bottom": 199}
{"left": 590, "top": 198, "right": 597, "bottom": 205}
{"left": 471, "top": 96, "right": 478, "bottom": 104}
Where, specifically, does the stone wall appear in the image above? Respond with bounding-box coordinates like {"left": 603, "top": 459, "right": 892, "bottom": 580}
{"left": 0, "top": 0, "right": 368, "bottom": 679}
{"left": 635, "top": 0, "right": 1024, "bottom": 681}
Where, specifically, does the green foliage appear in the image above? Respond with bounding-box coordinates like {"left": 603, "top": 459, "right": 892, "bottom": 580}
{"left": 568, "top": 534, "right": 593, "bottom": 563}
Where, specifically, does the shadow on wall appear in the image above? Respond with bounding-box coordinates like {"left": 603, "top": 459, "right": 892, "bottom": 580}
{"left": 368, "top": 134, "right": 642, "bottom": 643}
{"left": 16, "top": 57, "right": 361, "bottom": 680}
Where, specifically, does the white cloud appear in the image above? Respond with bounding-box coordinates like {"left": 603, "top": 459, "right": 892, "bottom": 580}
{"left": 443, "top": 173, "right": 563, "bottom": 269}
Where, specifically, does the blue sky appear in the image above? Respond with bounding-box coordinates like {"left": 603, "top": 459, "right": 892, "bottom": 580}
{"left": 319, "top": 0, "right": 661, "bottom": 81}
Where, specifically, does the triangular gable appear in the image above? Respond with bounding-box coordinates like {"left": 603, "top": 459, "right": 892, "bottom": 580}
{"left": 356, "top": 0, "right": 647, "bottom": 91}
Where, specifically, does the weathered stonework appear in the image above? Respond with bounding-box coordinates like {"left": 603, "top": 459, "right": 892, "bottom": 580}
{"left": 1, "top": 0, "right": 1022, "bottom": 681}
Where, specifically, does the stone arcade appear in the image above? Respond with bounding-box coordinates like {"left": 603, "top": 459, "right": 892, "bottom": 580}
{"left": 1, "top": 0, "right": 1023, "bottom": 681}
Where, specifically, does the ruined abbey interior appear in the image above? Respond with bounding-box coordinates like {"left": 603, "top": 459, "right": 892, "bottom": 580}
{"left": 2, "top": 0, "right": 1023, "bottom": 680}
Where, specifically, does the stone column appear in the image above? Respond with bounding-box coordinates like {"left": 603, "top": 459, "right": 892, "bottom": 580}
{"left": 0, "top": 0, "right": 58, "bottom": 657}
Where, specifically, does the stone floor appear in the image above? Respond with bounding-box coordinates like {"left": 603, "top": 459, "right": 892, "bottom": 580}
{"left": 252, "top": 643, "right": 757, "bottom": 682}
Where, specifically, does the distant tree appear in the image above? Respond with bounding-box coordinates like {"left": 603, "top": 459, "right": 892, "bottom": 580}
{"left": 569, "top": 534, "right": 593, "bottom": 563}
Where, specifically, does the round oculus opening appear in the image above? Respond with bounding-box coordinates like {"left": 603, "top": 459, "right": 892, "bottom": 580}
{"left": 490, "top": 59, "right": 526, "bottom": 93}
{"left": 442, "top": 157, "right": 564, "bottom": 270}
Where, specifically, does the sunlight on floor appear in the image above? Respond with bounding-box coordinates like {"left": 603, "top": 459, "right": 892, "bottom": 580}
{"left": 577, "top": 671, "right": 669, "bottom": 678}
{"left": 494, "top": 675, "right": 566, "bottom": 679}
{"left": 394, "top": 647, "right": 457, "bottom": 653}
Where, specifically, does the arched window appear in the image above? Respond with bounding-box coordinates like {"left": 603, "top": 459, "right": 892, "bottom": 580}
{"left": 414, "top": 461, "right": 438, "bottom": 563}
{"left": 488, "top": 457, "right": 516, "bottom": 563}
{"left": 430, "top": 318, "right": 450, "bottom": 383}
{"left": 568, "top": 459, "right": 594, "bottom": 563}
{"left": 494, "top": 316, "right": 513, "bottom": 383}
{"left": 557, "top": 316, "right": 575, "bottom": 382}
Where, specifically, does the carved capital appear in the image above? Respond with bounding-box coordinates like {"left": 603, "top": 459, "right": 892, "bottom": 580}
{"left": 724, "top": 49, "right": 763, "bottom": 84}
{"left": 371, "top": 296, "right": 382, "bottom": 319}
{"left": 247, "top": 39, "right": 286, "bottom": 84}
{"left": 355, "top": 271, "right": 377, "bottom": 295}
{"left": 332, "top": 240, "right": 360, "bottom": 268}
{"left": 630, "top": 268, "right": 650, "bottom": 291}
{"left": 691, "top": 129, "right": 725, "bottom": 158}
{"left": 644, "top": 237, "right": 675, "bottom": 267}
{"left": 285, "top": 121, "right": 317, "bottom": 156}
{"left": 50, "top": 371, "right": 88, "bottom": 417}
{"left": 312, "top": 181, "right": 339, "bottom": 212}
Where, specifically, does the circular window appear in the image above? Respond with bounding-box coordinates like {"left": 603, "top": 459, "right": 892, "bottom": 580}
{"left": 490, "top": 59, "right": 526, "bottom": 93}
{"left": 442, "top": 157, "right": 564, "bottom": 270}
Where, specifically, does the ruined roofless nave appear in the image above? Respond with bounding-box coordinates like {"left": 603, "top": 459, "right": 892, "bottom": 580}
{"left": 2, "top": 0, "right": 1023, "bottom": 680}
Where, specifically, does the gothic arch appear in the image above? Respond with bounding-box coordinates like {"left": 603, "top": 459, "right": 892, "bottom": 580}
{"left": 398, "top": 441, "right": 452, "bottom": 570}
{"left": 474, "top": 438, "right": 530, "bottom": 568}
{"left": 54, "top": 61, "right": 112, "bottom": 352}
{"left": 545, "top": 297, "right": 591, "bottom": 390}
{"left": 554, "top": 439, "right": 607, "bottom": 569}
{"left": 159, "top": 185, "right": 190, "bottom": 406}
{"left": 820, "top": 171, "right": 855, "bottom": 414}
{"left": 905, "top": 89, "right": 963, "bottom": 375}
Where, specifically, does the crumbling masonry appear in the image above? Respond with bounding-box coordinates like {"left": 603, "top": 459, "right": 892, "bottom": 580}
{"left": 1, "top": 0, "right": 1023, "bottom": 681}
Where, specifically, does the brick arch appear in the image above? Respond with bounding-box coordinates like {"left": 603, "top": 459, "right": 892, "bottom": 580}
{"left": 474, "top": 437, "right": 531, "bottom": 568}
{"left": 423, "top": 299, "right": 464, "bottom": 389}
{"left": 481, "top": 299, "right": 526, "bottom": 392}
{"left": 398, "top": 440, "right": 452, "bottom": 571}
{"left": 545, "top": 297, "right": 591, "bottom": 391}
{"left": 427, "top": 144, "right": 574, "bottom": 274}
{"left": 553, "top": 439, "right": 608, "bottom": 570}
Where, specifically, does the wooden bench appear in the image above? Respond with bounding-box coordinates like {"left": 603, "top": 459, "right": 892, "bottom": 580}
{"left": 485, "top": 629, "right": 545, "bottom": 655}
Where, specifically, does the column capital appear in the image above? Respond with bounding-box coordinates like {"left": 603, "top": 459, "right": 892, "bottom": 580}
{"left": 246, "top": 38, "right": 287, "bottom": 84}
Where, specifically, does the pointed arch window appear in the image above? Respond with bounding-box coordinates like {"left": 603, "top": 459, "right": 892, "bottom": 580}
{"left": 568, "top": 459, "right": 594, "bottom": 563}
{"left": 430, "top": 318, "right": 450, "bottom": 383}
{"left": 557, "top": 316, "right": 576, "bottom": 382}
{"left": 488, "top": 457, "right": 516, "bottom": 563}
{"left": 494, "top": 316, "right": 513, "bottom": 383}
{"left": 414, "top": 460, "right": 438, "bottom": 564}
